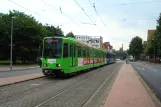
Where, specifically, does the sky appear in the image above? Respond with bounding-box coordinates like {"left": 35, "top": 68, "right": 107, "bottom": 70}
{"left": 0, "top": 0, "right": 161, "bottom": 50}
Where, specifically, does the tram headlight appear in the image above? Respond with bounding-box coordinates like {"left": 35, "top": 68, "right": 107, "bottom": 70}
{"left": 43, "top": 64, "right": 47, "bottom": 67}
{"left": 56, "top": 64, "right": 61, "bottom": 67}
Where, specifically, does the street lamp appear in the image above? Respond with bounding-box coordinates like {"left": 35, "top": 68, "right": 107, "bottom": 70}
{"left": 10, "top": 16, "right": 15, "bottom": 70}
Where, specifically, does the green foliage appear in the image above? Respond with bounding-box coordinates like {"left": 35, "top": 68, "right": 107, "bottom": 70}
{"left": 145, "top": 34, "right": 155, "bottom": 57}
{"left": 0, "top": 10, "right": 64, "bottom": 63}
{"left": 145, "top": 13, "right": 161, "bottom": 57}
{"left": 66, "top": 31, "right": 75, "bottom": 38}
{"left": 129, "top": 36, "right": 143, "bottom": 60}
{"left": 113, "top": 50, "right": 127, "bottom": 59}
{"left": 45, "top": 24, "right": 64, "bottom": 37}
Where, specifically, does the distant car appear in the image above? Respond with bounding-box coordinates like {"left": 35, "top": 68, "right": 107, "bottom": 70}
{"left": 115, "top": 59, "right": 120, "bottom": 61}
{"left": 129, "top": 58, "right": 135, "bottom": 62}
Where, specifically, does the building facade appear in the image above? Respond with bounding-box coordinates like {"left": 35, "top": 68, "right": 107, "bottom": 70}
{"left": 75, "top": 35, "right": 104, "bottom": 49}
{"left": 147, "top": 30, "right": 155, "bottom": 40}
{"left": 103, "top": 42, "right": 113, "bottom": 52}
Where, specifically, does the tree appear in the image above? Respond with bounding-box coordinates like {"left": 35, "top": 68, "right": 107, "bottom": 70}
{"left": 129, "top": 36, "right": 143, "bottom": 60}
{"left": 45, "top": 24, "right": 64, "bottom": 37}
{"left": 155, "top": 13, "right": 161, "bottom": 57}
{"left": 0, "top": 10, "right": 47, "bottom": 63}
{"left": 145, "top": 34, "right": 155, "bottom": 57}
{"left": 66, "top": 31, "right": 75, "bottom": 38}
{"left": 145, "top": 13, "right": 161, "bottom": 58}
{"left": 113, "top": 50, "right": 127, "bottom": 59}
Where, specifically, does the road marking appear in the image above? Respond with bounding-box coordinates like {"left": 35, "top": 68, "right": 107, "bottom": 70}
{"left": 28, "top": 66, "right": 39, "bottom": 68}
{"left": 30, "top": 84, "right": 41, "bottom": 86}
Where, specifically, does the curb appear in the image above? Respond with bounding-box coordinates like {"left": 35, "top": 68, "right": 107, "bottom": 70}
{"left": 0, "top": 74, "right": 44, "bottom": 87}
{"left": 101, "top": 63, "right": 123, "bottom": 107}
{"left": 0, "top": 66, "right": 39, "bottom": 72}
{"left": 131, "top": 64, "right": 161, "bottom": 107}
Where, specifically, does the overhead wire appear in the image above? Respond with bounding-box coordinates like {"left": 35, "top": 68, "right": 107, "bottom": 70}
{"left": 88, "top": 0, "right": 107, "bottom": 27}
{"left": 40, "top": 0, "right": 87, "bottom": 35}
{"left": 7, "top": 0, "right": 60, "bottom": 26}
{"left": 7, "top": 0, "right": 81, "bottom": 35}
{"left": 45, "top": 1, "right": 161, "bottom": 8}
{"left": 8, "top": 0, "right": 83, "bottom": 35}
{"left": 73, "top": 0, "right": 103, "bottom": 32}
{"left": 96, "top": 0, "right": 161, "bottom": 7}
{"left": 60, "top": 7, "right": 64, "bottom": 29}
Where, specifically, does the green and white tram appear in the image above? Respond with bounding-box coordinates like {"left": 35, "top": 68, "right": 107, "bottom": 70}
{"left": 42, "top": 36, "right": 107, "bottom": 77}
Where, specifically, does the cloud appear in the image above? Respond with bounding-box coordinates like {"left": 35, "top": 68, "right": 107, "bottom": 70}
{"left": 0, "top": 0, "right": 158, "bottom": 50}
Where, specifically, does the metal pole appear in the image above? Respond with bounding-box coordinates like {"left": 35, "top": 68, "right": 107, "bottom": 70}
{"left": 154, "top": 39, "right": 155, "bottom": 63}
{"left": 10, "top": 17, "right": 13, "bottom": 70}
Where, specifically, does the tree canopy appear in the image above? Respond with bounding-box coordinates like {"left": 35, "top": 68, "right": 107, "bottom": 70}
{"left": 0, "top": 10, "right": 64, "bottom": 63}
{"left": 129, "top": 36, "right": 143, "bottom": 60}
{"left": 145, "top": 13, "right": 161, "bottom": 58}
{"left": 66, "top": 31, "right": 75, "bottom": 38}
{"left": 113, "top": 50, "right": 127, "bottom": 59}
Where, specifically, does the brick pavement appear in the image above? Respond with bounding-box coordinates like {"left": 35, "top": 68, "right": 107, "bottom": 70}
{"left": 0, "top": 65, "right": 39, "bottom": 72}
{"left": 0, "top": 73, "right": 44, "bottom": 86}
{"left": 104, "top": 63, "right": 156, "bottom": 107}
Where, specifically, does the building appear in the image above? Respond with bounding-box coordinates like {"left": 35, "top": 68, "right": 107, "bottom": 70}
{"left": 147, "top": 30, "right": 155, "bottom": 40}
{"left": 75, "top": 35, "right": 92, "bottom": 42}
{"left": 104, "top": 42, "right": 113, "bottom": 52}
{"left": 75, "top": 35, "right": 104, "bottom": 49}
{"left": 143, "top": 41, "right": 147, "bottom": 48}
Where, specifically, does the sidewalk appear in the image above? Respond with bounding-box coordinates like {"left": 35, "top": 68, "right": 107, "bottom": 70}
{"left": 104, "top": 63, "right": 157, "bottom": 107}
{"left": 0, "top": 73, "right": 44, "bottom": 86}
{"left": 0, "top": 65, "right": 39, "bottom": 72}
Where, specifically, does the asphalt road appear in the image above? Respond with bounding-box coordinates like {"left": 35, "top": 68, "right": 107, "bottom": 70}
{"left": 0, "top": 62, "right": 122, "bottom": 107}
{"left": 131, "top": 61, "right": 161, "bottom": 101}
{"left": 0, "top": 68, "right": 42, "bottom": 78}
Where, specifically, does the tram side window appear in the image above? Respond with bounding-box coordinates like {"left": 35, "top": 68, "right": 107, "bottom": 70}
{"left": 95, "top": 51, "right": 97, "bottom": 57}
{"left": 63, "top": 43, "right": 68, "bottom": 58}
{"left": 83, "top": 48, "right": 86, "bottom": 57}
{"left": 70, "top": 45, "right": 72, "bottom": 57}
{"left": 87, "top": 48, "right": 89, "bottom": 58}
{"left": 74, "top": 45, "right": 76, "bottom": 57}
{"left": 78, "top": 46, "right": 82, "bottom": 57}
{"left": 90, "top": 49, "right": 92, "bottom": 57}
{"left": 88, "top": 49, "right": 90, "bottom": 58}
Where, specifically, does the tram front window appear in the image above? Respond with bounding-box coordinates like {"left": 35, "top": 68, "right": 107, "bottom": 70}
{"left": 44, "top": 38, "right": 62, "bottom": 58}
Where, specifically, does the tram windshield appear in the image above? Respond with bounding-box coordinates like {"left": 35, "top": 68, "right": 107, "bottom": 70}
{"left": 43, "top": 38, "right": 62, "bottom": 58}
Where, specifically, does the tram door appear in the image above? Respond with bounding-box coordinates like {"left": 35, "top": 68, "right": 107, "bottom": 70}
{"left": 70, "top": 44, "right": 76, "bottom": 67}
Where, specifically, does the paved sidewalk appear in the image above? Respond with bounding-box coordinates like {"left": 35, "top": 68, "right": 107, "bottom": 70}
{"left": 104, "top": 63, "right": 156, "bottom": 107}
{"left": 0, "top": 73, "right": 44, "bottom": 86}
{"left": 0, "top": 65, "right": 39, "bottom": 72}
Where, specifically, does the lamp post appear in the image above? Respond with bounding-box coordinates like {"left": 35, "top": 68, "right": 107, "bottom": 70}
{"left": 10, "top": 17, "right": 15, "bottom": 70}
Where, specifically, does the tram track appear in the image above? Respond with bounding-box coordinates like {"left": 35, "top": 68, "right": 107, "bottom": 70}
{"left": 0, "top": 77, "right": 60, "bottom": 103}
{"left": 0, "top": 63, "right": 121, "bottom": 107}
{"left": 34, "top": 63, "right": 122, "bottom": 107}
{"left": 81, "top": 64, "right": 122, "bottom": 107}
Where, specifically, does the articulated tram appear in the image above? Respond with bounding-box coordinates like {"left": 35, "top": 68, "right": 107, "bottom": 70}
{"left": 41, "top": 36, "right": 115, "bottom": 77}
{"left": 107, "top": 52, "right": 116, "bottom": 64}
